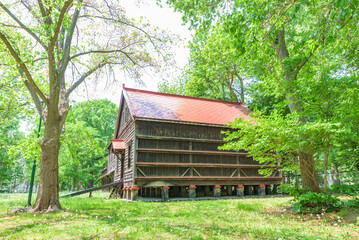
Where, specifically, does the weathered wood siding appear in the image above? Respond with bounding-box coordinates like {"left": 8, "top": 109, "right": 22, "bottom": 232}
{"left": 108, "top": 101, "right": 136, "bottom": 187}
{"left": 107, "top": 153, "right": 116, "bottom": 174}
{"left": 134, "top": 120, "right": 282, "bottom": 187}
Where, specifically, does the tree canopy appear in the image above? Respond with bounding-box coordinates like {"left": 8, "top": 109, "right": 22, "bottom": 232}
{"left": 161, "top": 0, "right": 359, "bottom": 191}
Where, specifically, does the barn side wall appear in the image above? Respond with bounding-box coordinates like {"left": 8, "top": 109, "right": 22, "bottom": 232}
{"left": 133, "top": 120, "right": 282, "bottom": 191}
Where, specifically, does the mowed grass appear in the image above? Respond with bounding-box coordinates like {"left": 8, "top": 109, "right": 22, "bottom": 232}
{"left": 0, "top": 193, "right": 358, "bottom": 239}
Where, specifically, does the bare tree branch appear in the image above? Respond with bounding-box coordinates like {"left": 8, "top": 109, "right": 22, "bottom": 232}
{"left": 80, "top": 15, "right": 165, "bottom": 57}
{"left": 24, "top": 79, "right": 44, "bottom": 117}
{"left": 0, "top": 31, "right": 49, "bottom": 105}
{"left": 21, "top": 0, "right": 45, "bottom": 27}
{"left": 69, "top": 46, "right": 140, "bottom": 63}
{"left": 0, "top": 2, "right": 47, "bottom": 50}
{"left": 65, "top": 60, "right": 107, "bottom": 98}
{"left": 49, "top": 0, "right": 73, "bottom": 53}
{"left": 48, "top": 0, "right": 73, "bottom": 92}
{"left": 59, "top": 0, "right": 82, "bottom": 79}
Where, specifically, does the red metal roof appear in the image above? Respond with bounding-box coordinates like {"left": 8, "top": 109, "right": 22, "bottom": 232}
{"left": 123, "top": 87, "right": 250, "bottom": 125}
{"left": 110, "top": 139, "right": 126, "bottom": 150}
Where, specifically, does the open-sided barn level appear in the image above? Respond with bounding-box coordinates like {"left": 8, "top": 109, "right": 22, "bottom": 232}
{"left": 100, "top": 86, "right": 282, "bottom": 200}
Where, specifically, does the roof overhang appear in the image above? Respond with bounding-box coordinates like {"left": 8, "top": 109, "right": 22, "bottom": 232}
{"left": 110, "top": 139, "right": 126, "bottom": 153}
{"left": 134, "top": 117, "right": 232, "bottom": 128}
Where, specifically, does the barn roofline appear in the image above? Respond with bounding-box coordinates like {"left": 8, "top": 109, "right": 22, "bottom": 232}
{"left": 133, "top": 117, "right": 233, "bottom": 128}
{"left": 123, "top": 85, "right": 247, "bottom": 107}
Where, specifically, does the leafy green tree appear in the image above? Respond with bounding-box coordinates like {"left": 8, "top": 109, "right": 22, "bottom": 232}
{"left": 0, "top": 68, "right": 30, "bottom": 189}
{"left": 159, "top": 23, "right": 245, "bottom": 102}
{"left": 59, "top": 121, "right": 103, "bottom": 191}
{"left": 0, "top": 121, "right": 24, "bottom": 189}
{"left": 0, "top": 0, "right": 174, "bottom": 211}
{"left": 165, "top": 0, "right": 359, "bottom": 192}
{"left": 67, "top": 99, "right": 118, "bottom": 141}
{"left": 59, "top": 99, "right": 117, "bottom": 190}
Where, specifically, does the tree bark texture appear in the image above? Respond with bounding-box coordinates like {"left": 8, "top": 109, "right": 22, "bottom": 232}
{"left": 298, "top": 152, "right": 322, "bottom": 192}
{"left": 31, "top": 107, "right": 63, "bottom": 212}
{"left": 272, "top": 27, "right": 321, "bottom": 192}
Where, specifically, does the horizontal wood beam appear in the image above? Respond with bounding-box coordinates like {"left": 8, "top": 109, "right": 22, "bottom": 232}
{"left": 136, "top": 176, "right": 283, "bottom": 180}
{"left": 137, "top": 134, "right": 225, "bottom": 143}
{"left": 136, "top": 148, "right": 248, "bottom": 156}
{"left": 136, "top": 162, "right": 279, "bottom": 168}
{"left": 60, "top": 181, "right": 122, "bottom": 198}
{"left": 137, "top": 179, "right": 282, "bottom": 187}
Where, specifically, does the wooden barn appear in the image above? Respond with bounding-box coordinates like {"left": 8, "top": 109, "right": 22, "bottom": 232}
{"left": 100, "top": 86, "right": 282, "bottom": 200}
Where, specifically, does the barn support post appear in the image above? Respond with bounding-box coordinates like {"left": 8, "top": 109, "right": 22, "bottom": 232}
{"left": 162, "top": 186, "right": 169, "bottom": 201}
{"left": 265, "top": 185, "right": 271, "bottom": 195}
{"left": 180, "top": 186, "right": 187, "bottom": 197}
{"left": 247, "top": 186, "right": 253, "bottom": 195}
{"left": 122, "top": 187, "right": 127, "bottom": 199}
{"left": 258, "top": 185, "right": 266, "bottom": 196}
{"left": 214, "top": 185, "right": 221, "bottom": 197}
{"left": 205, "top": 186, "right": 211, "bottom": 196}
{"left": 236, "top": 185, "right": 244, "bottom": 197}
{"left": 188, "top": 185, "right": 196, "bottom": 198}
{"left": 130, "top": 186, "right": 139, "bottom": 201}
{"left": 227, "top": 185, "right": 232, "bottom": 196}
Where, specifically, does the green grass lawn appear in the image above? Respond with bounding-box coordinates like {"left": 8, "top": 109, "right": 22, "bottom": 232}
{"left": 0, "top": 192, "right": 358, "bottom": 239}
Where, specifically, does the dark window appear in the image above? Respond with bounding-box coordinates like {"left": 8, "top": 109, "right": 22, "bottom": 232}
{"left": 127, "top": 142, "right": 132, "bottom": 169}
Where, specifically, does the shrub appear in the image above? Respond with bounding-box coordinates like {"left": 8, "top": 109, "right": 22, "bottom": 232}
{"left": 292, "top": 192, "right": 341, "bottom": 213}
{"left": 330, "top": 184, "right": 359, "bottom": 197}
{"left": 278, "top": 184, "right": 303, "bottom": 197}
{"left": 343, "top": 198, "right": 359, "bottom": 208}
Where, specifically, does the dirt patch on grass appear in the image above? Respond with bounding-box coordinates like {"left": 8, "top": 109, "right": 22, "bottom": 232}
{"left": 341, "top": 208, "right": 359, "bottom": 224}
{"left": 0, "top": 215, "right": 18, "bottom": 220}
{"left": 264, "top": 206, "right": 356, "bottom": 225}
{"left": 263, "top": 206, "right": 359, "bottom": 238}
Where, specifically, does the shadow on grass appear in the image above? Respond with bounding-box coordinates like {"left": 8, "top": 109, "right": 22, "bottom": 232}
{"left": 0, "top": 217, "right": 64, "bottom": 237}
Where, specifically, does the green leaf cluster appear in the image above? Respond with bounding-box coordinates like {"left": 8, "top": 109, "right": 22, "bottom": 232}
{"left": 58, "top": 99, "right": 117, "bottom": 190}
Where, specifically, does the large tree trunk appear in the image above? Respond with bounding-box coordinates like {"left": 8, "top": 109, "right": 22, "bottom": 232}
{"left": 272, "top": 27, "right": 322, "bottom": 192}
{"left": 299, "top": 152, "right": 322, "bottom": 192}
{"left": 31, "top": 107, "right": 63, "bottom": 212}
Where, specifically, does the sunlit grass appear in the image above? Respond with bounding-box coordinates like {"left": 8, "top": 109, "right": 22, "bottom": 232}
{"left": 0, "top": 192, "right": 358, "bottom": 239}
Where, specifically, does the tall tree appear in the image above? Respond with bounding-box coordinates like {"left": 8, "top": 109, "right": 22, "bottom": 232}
{"left": 0, "top": 0, "right": 173, "bottom": 211}
{"left": 159, "top": 25, "right": 245, "bottom": 102}
{"left": 164, "top": 0, "right": 359, "bottom": 192}
{"left": 0, "top": 67, "right": 29, "bottom": 188}
{"left": 59, "top": 99, "right": 118, "bottom": 190}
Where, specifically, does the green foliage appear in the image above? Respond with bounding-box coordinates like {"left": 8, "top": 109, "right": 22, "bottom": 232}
{"left": 0, "top": 121, "right": 23, "bottom": 187}
{"left": 159, "top": 17, "right": 245, "bottom": 103}
{"left": 165, "top": 0, "right": 359, "bottom": 188}
{"left": 5, "top": 99, "right": 117, "bottom": 191}
{"left": 344, "top": 198, "right": 359, "bottom": 208}
{"left": 66, "top": 99, "right": 118, "bottom": 141}
{"left": 59, "top": 99, "right": 117, "bottom": 190}
{"left": 292, "top": 192, "right": 341, "bottom": 213}
{"left": 330, "top": 184, "right": 359, "bottom": 197}
{"left": 278, "top": 184, "right": 303, "bottom": 197}
{"left": 220, "top": 110, "right": 345, "bottom": 176}
{"left": 0, "top": 74, "right": 30, "bottom": 188}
